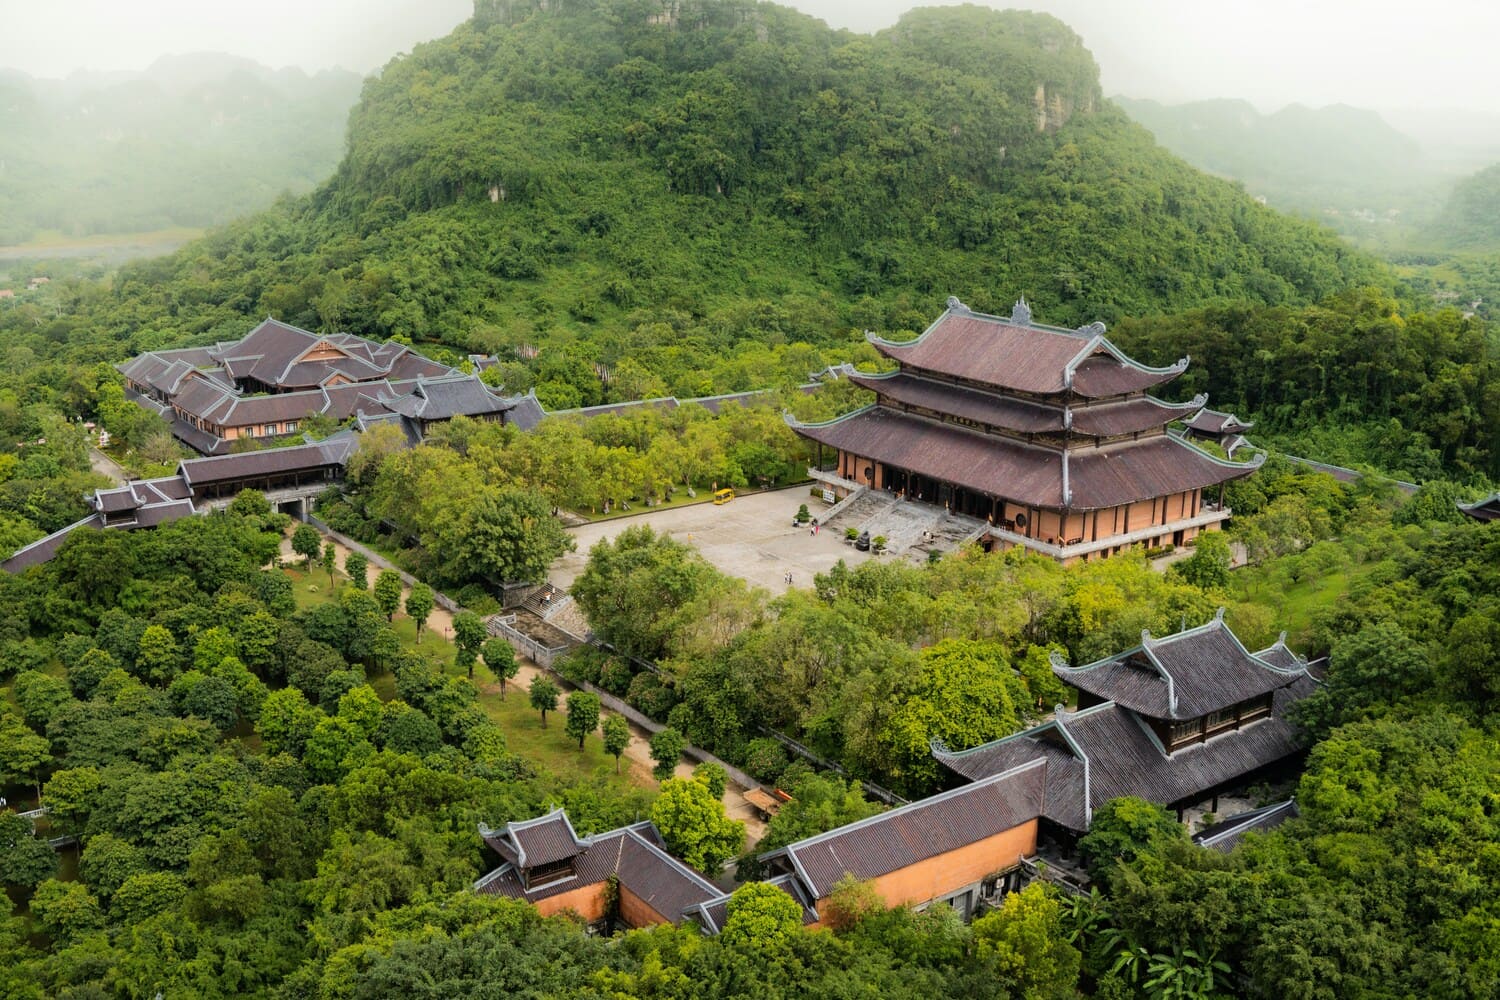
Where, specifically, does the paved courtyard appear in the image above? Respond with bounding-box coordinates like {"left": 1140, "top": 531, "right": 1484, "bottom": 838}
{"left": 550, "top": 485, "right": 874, "bottom": 595}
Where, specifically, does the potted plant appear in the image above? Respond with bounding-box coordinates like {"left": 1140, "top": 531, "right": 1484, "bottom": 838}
{"left": 845, "top": 527, "right": 859, "bottom": 544}
{"left": 872, "top": 535, "right": 887, "bottom": 554}
{"left": 794, "top": 503, "right": 810, "bottom": 525}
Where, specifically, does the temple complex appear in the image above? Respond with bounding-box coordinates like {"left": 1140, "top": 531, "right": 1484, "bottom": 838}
{"left": 932, "top": 611, "right": 1317, "bottom": 837}
{"left": 120, "top": 319, "right": 519, "bottom": 454}
{"left": 789, "top": 298, "right": 1262, "bottom": 563}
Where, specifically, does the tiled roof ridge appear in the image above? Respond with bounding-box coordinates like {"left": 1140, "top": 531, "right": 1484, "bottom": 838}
{"left": 865, "top": 297, "right": 1189, "bottom": 382}
{"left": 770, "top": 757, "right": 1048, "bottom": 859}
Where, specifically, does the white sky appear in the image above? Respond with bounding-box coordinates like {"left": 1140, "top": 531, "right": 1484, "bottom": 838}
{"left": 0, "top": 0, "right": 1494, "bottom": 114}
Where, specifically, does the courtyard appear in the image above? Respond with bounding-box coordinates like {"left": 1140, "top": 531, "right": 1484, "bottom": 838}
{"left": 551, "top": 485, "right": 873, "bottom": 595}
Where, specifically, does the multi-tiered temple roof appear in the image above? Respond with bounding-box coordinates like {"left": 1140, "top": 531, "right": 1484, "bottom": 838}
{"left": 933, "top": 612, "right": 1317, "bottom": 833}
{"left": 789, "top": 298, "right": 1262, "bottom": 560}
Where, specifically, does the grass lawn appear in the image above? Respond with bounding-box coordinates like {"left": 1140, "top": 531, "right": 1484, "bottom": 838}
{"left": 279, "top": 562, "right": 645, "bottom": 790}
{"left": 1231, "top": 562, "right": 1380, "bottom": 650}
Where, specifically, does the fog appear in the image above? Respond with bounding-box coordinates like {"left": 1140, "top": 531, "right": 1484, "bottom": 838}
{"left": 2, "top": 0, "right": 1495, "bottom": 116}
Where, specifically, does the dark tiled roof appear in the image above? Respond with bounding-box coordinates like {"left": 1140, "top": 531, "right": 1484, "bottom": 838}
{"left": 868, "top": 300, "right": 1185, "bottom": 399}
{"left": 760, "top": 761, "right": 1046, "bottom": 899}
{"left": 934, "top": 677, "right": 1315, "bottom": 833}
{"left": 847, "top": 370, "right": 1202, "bottom": 438}
{"left": 1054, "top": 613, "right": 1308, "bottom": 720}
{"left": 1184, "top": 408, "right": 1253, "bottom": 434}
{"left": 790, "top": 406, "right": 1261, "bottom": 511}
{"left": 382, "top": 375, "right": 515, "bottom": 421}
{"left": 168, "top": 417, "right": 230, "bottom": 456}
{"left": 551, "top": 397, "right": 681, "bottom": 420}
{"left": 177, "top": 439, "right": 348, "bottom": 486}
{"left": 1193, "top": 799, "right": 1299, "bottom": 852}
{"left": 1458, "top": 492, "right": 1500, "bottom": 523}
{"left": 504, "top": 391, "right": 548, "bottom": 431}
{"left": 686, "top": 874, "right": 820, "bottom": 934}
{"left": 2, "top": 515, "right": 104, "bottom": 572}
{"left": 475, "top": 819, "right": 721, "bottom": 924}
{"left": 483, "top": 808, "right": 585, "bottom": 868}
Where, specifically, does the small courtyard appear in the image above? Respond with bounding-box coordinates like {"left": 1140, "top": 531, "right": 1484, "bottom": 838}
{"left": 551, "top": 485, "right": 876, "bottom": 595}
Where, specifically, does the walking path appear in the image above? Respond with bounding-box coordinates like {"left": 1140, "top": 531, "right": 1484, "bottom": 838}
{"left": 88, "top": 447, "right": 127, "bottom": 485}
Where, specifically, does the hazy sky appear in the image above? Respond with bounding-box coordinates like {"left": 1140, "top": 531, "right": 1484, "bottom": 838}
{"left": 0, "top": 0, "right": 1494, "bottom": 114}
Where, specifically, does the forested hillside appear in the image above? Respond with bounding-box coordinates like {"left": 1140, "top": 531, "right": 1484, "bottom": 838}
{"left": 0, "top": 55, "right": 361, "bottom": 245}
{"left": 20, "top": 1, "right": 1382, "bottom": 389}
{"left": 1117, "top": 97, "right": 1445, "bottom": 246}
{"left": 1425, "top": 162, "right": 1500, "bottom": 251}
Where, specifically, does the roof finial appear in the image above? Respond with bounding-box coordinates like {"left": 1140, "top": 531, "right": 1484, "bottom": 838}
{"left": 1011, "top": 296, "right": 1032, "bottom": 326}
{"left": 945, "top": 295, "right": 968, "bottom": 313}
{"left": 1214, "top": 606, "right": 1226, "bottom": 624}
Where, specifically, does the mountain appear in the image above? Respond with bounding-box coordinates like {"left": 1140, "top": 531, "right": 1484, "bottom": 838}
{"left": 0, "top": 54, "right": 363, "bottom": 245}
{"left": 1116, "top": 96, "right": 1447, "bottom": 246}
{"left": 1423, "top": 162, "right": 1500, "bottom": 251}
{"left": 75, "top": 1, "right": 1383, "bottom": 395}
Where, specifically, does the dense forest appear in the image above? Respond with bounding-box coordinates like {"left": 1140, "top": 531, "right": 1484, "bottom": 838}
{"left": 0, "top": 55, "right": 361, "bottom": 245}
{"left": 3, "top": 2, "right": 1500, "bottom": 997}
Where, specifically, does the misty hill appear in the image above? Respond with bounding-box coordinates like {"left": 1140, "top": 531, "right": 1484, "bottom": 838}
{"left": 1423, "top": 162, "right": 1500, "bottom": 251}
{"left": 0, "top": 54, "right": 362, "bottom": 245}
{"left": 93, "top": 1, "right": 1381, "bottom": 395}
{"left": 1117, "top": 96, "right": 1447, "bottom": 246}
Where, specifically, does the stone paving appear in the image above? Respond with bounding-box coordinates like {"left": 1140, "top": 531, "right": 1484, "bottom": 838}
{"left": 550, "top": 485, "right": 876, "bottom": 595}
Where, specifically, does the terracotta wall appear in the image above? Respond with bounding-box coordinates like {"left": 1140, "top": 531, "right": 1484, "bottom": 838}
{"left": 531, "top": 881, "right": 608, "bottom": 923}
{"left": 813, "top": 819, "right": 1038, "bottom": 922}
{"left": 618, "top": 885, "right": 672, "bottom": 929}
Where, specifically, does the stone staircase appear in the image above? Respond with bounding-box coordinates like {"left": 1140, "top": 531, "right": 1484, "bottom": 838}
{"left": 819, "top": 489, "right": 896, "bottom": 534}
{"left": 859, "top": 501, "right": 950, "bottom": 555}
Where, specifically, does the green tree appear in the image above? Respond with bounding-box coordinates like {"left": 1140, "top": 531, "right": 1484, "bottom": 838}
{"left": 603, "top": 714, "right": 631, "bottom": 774}
{"left": 135, "top": 624, "right": 182, "bottom": 684}
{"left": 693, "top": 761, "right": 727, "bottom": 800}
{"left": 719, "top": 879, "right": 802, "bottom": 953}
{"left": 28, "top": 879, "right": 103, "bottom": 942}
{"left": 528, "top": 676, "right": 559, "bottom": 728}
{"left": 257, "top": 687, "right": 323, "bottom": 757}
{"left": 0, "top": 716, "right": 50, "bottom": 803}
{"left": 970, "top": 882, "right": 1082, "bottom": 999}
{"left": 405, "top": 584, "right": 435, "bottom": 642}
{"left": 1169, "top": 530, "right": 1232, "bottom": 591}
{"left": 291, "top": 523, "right": 321, "bottom": 567}
{"left": 452, "top": 610, "right": 487, "bottom": 679}
{"left": 111, "top": 871, "right": 188, "bottom": 924}
{"left": 344, "top": 551, "right": 369, "bottom": 590}
{"left": 79, "top": 832, "right": 147, "bottom": 901}
{"left": 41, "top": 766, "right": 102, "bottom": 839}
{"left": 564, "top": 691, "right": 602, "bottom": 750}
{"left": 649, "top": 726, "right": 686, "bottom": 781}
{"left": 482, "top": 637, "right": 519, "bottom": 698}
{"left": 0, "top": 811, "right": 56, "bottom": 888}
{"left": 1078, "top": 797, "right": 1187, "bottom": 890}
{"left": 321, "top": 542, "right": 337, "bottom": 588}
{"left": 650, "top": 775, "right": 745, "bottom": 875}
{"left": 12, "top": 670, "right": 71, "bottom": 732}
{"left": 373, "top": 570, "right": 404, "bottom": 621}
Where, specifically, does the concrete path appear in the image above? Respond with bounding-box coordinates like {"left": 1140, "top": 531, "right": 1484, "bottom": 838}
{"left": 88, "top": 447, "right": 127, "bottom": 484}
{"left": 552, "top": 486, "right": 874, "bottom": 596}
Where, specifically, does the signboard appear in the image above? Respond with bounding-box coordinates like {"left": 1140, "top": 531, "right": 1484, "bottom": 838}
{"left": 822, "top": 489, "right": 836, "bottom": 505}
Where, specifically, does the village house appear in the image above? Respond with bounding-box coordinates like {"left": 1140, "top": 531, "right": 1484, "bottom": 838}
{"left": 788, "top": 298, "right": 1263, "bottom": 563}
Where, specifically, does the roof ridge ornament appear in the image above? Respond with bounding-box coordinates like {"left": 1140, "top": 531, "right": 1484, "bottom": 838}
{"left": 946, "top": 295, "right": 970, "bottom": 314}
{"left": 1010, "top": 296, "right": 1032, "bottom": 326}
{"left": 1213, "top": 606, "right": 1227, "bottom": 624}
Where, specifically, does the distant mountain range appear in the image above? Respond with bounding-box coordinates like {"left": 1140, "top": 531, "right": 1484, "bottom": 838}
{"left": 0, "top": 53, "right": 363, "bottom": 245}
{"left": 1115, "top": 96, "right": 1467, "bottom": 248}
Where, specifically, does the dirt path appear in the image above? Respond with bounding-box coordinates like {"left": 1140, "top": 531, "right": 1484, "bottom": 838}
{"left": 494, "top": 659, "right": 768, "bottom": 847}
